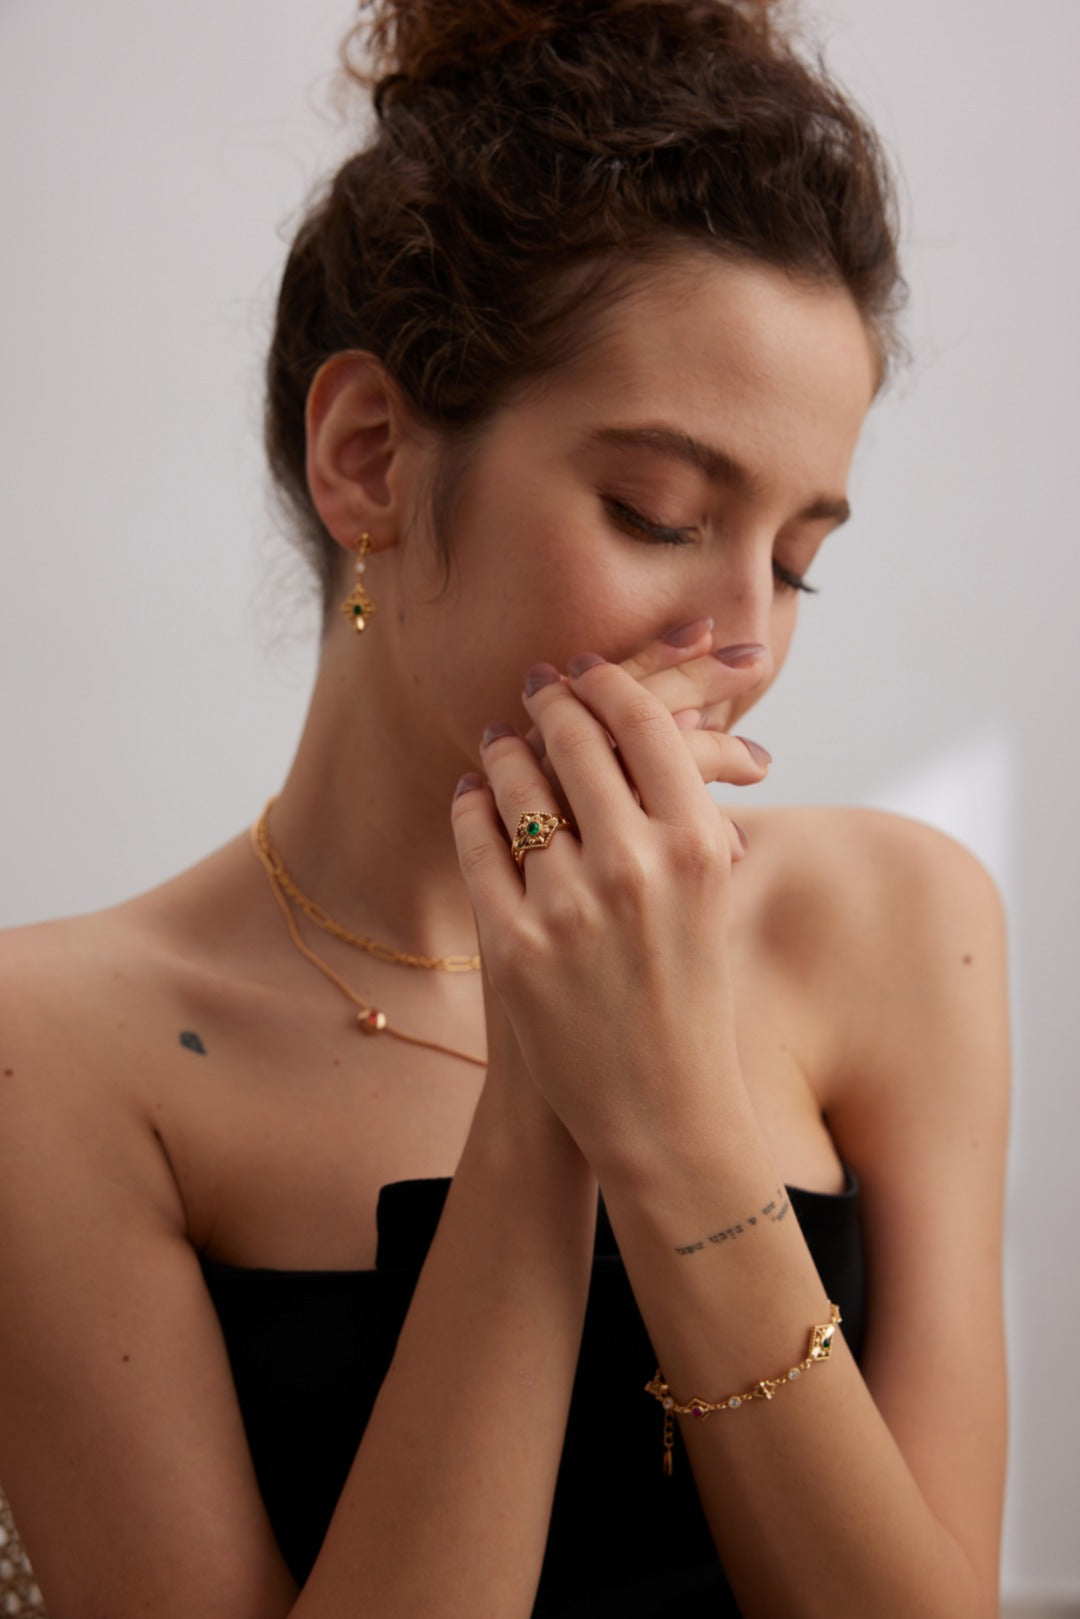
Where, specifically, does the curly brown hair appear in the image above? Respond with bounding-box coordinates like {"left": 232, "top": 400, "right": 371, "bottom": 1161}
{"left": 265, "top": 0, "right": 905, "bottom": 619}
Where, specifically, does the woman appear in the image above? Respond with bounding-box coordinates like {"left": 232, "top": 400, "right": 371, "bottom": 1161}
{"left": 0, "top": 1, "right": 1009, "bottom": 1615}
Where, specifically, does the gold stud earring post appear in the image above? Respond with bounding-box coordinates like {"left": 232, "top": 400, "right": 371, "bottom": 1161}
{"left": 340, "top": 532, "right": 378, "bottom": 633}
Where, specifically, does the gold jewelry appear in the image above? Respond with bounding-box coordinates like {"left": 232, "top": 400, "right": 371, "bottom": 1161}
{"left": 253, "top": 799, "right": 480, "bottom": 972}
{"left": 511, "top": 810, "right": 573, "bottom": 868}
{"left": 250, "top": 821, "right": 487, "bottom": 1069}
{"left": 340, "top": 531, "right": 378, "bottom": 633}
{"left": 644, "top": 1302, "right": 841, "bottom": 1476}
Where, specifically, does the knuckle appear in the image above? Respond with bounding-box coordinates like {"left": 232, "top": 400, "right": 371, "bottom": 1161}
{"left": 548, "top": 717, "right": 596, "bottom": 761}
{"left": 540, "top": 887, "right": 592, "bottom": 937}
{"left": 499, "top": 916, "right": 548, "bottom": 981}
{"left": 622, "top": 692, "right": 667, "bottom": 733}
{"left": 595, "top": 844, "right": 652, "bottom": 903}
{"left": 502, "top": 777, "right": 547, "bottom": 816}
{"left": 670, "top": 824, "right": 728, "bottom": 880}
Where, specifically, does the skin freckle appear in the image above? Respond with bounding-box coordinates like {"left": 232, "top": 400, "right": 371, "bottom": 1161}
{"left": 962, "top": 954, "right": 974, "bottom": 965}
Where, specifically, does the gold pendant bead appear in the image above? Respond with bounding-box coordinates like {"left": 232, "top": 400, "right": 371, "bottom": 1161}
{"left": 358, "top": 1008, "right": 388, "bottom": 1034}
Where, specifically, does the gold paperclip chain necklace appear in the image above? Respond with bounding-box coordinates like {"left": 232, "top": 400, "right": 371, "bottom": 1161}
{"left": 253, "top": 799, "right": 481, "bottom": 972}
{"left": 250, "top": 807, "right": 486, "bottom": 1070}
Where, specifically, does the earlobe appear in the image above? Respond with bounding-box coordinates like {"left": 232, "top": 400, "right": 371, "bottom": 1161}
{"left": 304, "top": 350, "right": 405, "bottom": 551}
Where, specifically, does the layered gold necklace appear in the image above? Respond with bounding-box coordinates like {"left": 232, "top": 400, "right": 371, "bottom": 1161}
{"left": 251, "top": 798, "right": 486, "bottom": 1069}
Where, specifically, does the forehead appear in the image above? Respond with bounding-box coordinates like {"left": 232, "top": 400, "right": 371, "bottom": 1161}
{"left": 512, "top": 252, "right": 878, "bottom": 493}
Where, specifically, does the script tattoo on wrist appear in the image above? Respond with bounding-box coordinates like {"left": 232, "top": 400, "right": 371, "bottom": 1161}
{"left": 673, "top": 1184, "right": 791, "bottom": 1256}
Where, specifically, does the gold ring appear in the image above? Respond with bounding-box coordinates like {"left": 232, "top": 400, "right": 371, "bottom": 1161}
{"left": 511, "top": 810, "right": 573, "bottom": 868}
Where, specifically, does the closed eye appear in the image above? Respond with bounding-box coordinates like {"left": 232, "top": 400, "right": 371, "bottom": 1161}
{"left": 605, "top": 496, "right": 819, "bottom": 594}
{"left": 603, "top": 496, "right": 695, "bottom": 546}
{"left": 773, "top": 560, "right": 819, "bottom": 595}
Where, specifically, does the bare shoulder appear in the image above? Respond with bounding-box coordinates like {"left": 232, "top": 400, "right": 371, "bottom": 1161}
{"left": 0, "top": 832, "right": 266, "bottom": 1084}
{"left": 729, "top": 800, "right": 1009, "bottom": 1149}
{"left": 735, "top": 804, "right": 1007, "bottom": 1063}
{"left": 737, "top": 801, "right": 1004, "bottom": 933}
{"left": 0, "top": 906, "right": 189, "bottom": 1247}
{"left": 0, "top": 841, "right": 257, "bottom": 1227}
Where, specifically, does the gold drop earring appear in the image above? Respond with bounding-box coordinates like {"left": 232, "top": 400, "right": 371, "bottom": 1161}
{"left": 339, "top": 532, "right": 378, "bottom": 633}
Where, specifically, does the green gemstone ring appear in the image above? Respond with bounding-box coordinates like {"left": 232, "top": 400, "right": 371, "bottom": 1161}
{"left": 511, "top": 810, "right": 573, "bottom": 868}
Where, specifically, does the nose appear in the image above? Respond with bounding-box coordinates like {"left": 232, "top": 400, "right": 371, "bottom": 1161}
{"left": 704, "top": 556, "right": 777, "bottom": 684}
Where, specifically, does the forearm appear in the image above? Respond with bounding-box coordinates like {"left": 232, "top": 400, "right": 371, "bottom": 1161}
{"left": 596, "top": 1096, "right": 997, "bottom": 1619}
{"left": 295, "top": 1074, "right": 596, "bottom": 1619}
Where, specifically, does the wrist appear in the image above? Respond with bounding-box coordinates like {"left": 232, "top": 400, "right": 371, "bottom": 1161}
{"left": 586, "top": 1073, "right": 763, "bottom": 1194}
{"left": 475, "top": 1058, "right": 594, "bottom": 1182}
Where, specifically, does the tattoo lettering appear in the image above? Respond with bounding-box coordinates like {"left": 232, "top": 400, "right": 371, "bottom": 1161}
{"left": 179, "top": 1030, "right": 207, "bottom": 1056}
{"left": 674, "top": 1184, "right": 791, "bottom": 1256}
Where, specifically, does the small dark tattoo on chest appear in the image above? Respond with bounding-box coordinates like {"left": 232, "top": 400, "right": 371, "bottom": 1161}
{"left": 179, "top": 1030, "right": 207, "bottom": 1056}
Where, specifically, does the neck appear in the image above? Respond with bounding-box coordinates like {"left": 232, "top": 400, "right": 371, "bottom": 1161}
{"left": 267, "top": 629, "right": 483, "bottom": 964}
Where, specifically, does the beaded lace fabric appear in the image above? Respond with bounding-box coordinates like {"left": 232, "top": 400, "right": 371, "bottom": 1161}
{"left": 0, "top": 1485, "right": 47, "bottom": 1616}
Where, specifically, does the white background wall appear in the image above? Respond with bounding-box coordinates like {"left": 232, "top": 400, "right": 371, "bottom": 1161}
{"left": 1, "top": 1, "right": 1076, "bottom": 1603}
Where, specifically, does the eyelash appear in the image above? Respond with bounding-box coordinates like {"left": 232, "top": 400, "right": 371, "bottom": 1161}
{"left": 603, "top": 497, "right": 819, "bottom": 595}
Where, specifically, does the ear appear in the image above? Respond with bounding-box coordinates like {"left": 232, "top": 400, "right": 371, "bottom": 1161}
{"left": 304, "top": 351, "right": 419, "bottom": 551}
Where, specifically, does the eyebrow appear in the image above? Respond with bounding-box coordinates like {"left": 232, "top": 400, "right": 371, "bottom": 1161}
{"left": 586, "top": 424, "right": 852, "bottom": 527}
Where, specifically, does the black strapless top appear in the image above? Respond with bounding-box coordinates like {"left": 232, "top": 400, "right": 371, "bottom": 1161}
{"left": 201, "top": 1166, "right": 864, "bottom": 1617}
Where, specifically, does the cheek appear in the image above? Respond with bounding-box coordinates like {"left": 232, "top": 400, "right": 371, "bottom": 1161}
{"left": 477, "top": 520, "right": 662, "bottom": 667}
{"left": 769, "top": 594, "right": 799, "bottom": 672}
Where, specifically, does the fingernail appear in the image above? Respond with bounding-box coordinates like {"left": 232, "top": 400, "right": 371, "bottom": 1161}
{"left": 454, "top": 772, "right": 486, "bottom": 798}
{"left": 663, "top": 617, "right": 714, "bottom": 648}
{"left": 713, "top": 643, "right": 767, "bottom": 667}
{"left": 566, "top": 652, "right": 607, "bottom": 678}
{"left": 480, "top": 721, "right": 516, "bottom": 747}
{"left": 523, "top": 662, "right": 561, "bottom": 695}
{"left": 737, "top": 736, "right": 772, "bottom": 767}
{"left": 732, "top": 820, "right": 749, "bottom": 851}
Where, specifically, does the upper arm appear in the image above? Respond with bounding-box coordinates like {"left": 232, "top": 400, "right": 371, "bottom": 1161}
{"left": 821, "top": 813, "right": 1010, "bottom": 1597}
{"left": 0, "top": 950, "right": 298, "bottom": 1619}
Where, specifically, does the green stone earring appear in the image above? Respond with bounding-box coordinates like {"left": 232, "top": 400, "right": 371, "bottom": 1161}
{"left": 340, "top": 533, "right": 378, "bottom": 633}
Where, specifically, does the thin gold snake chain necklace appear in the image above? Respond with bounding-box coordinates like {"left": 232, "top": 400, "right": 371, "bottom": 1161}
{"left": 251, "top": 799, "right": 487, "bottom": 1069}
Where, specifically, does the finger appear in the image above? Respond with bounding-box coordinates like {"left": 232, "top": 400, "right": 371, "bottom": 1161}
{"left": 667, "top": 727, "right": 772, "bottom": 788}
{"left": 633, "top": 646, "right": 768, "bottom": 735}
{"left": 449, "top": 772, "right": 526, "bottom": 933}
{"left": 673, "top": 707, "right": 703, "bottom": 731}
{"left": 523, "top": 636, "right": 763, "bottom": 760}
{"left": 477, "top": 721, "right": 581, "bottom": 882}
{"left": 482, "top": 718, "right": 574, "bottom": 819}
{"left": 524, "top": 657, "right": 699, "bottom": 832}
{"left": 617, "top": 618, "right": 715, "bottom": 683}
{"left": 728, "top": 816, "right": 750, "bottom": 866}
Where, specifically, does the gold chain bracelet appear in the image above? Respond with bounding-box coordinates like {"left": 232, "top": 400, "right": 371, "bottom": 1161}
{"left": 644, "top": 1302, "right": 841, "bottom": 1475}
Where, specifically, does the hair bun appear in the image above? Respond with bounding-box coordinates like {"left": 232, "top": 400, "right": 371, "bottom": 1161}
{"left": 345, "top": 0, "right": 578, "bottom": 102}
{"left": 344, "top": 0, "right": 777, "bottom": 106}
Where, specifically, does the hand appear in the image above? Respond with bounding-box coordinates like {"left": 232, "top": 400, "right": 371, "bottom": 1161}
{"left": 522, "top": 622, "right": 770, "bottom": 837}
{"left": 452, "top": 656, "right": 763, "bottom": 1174}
